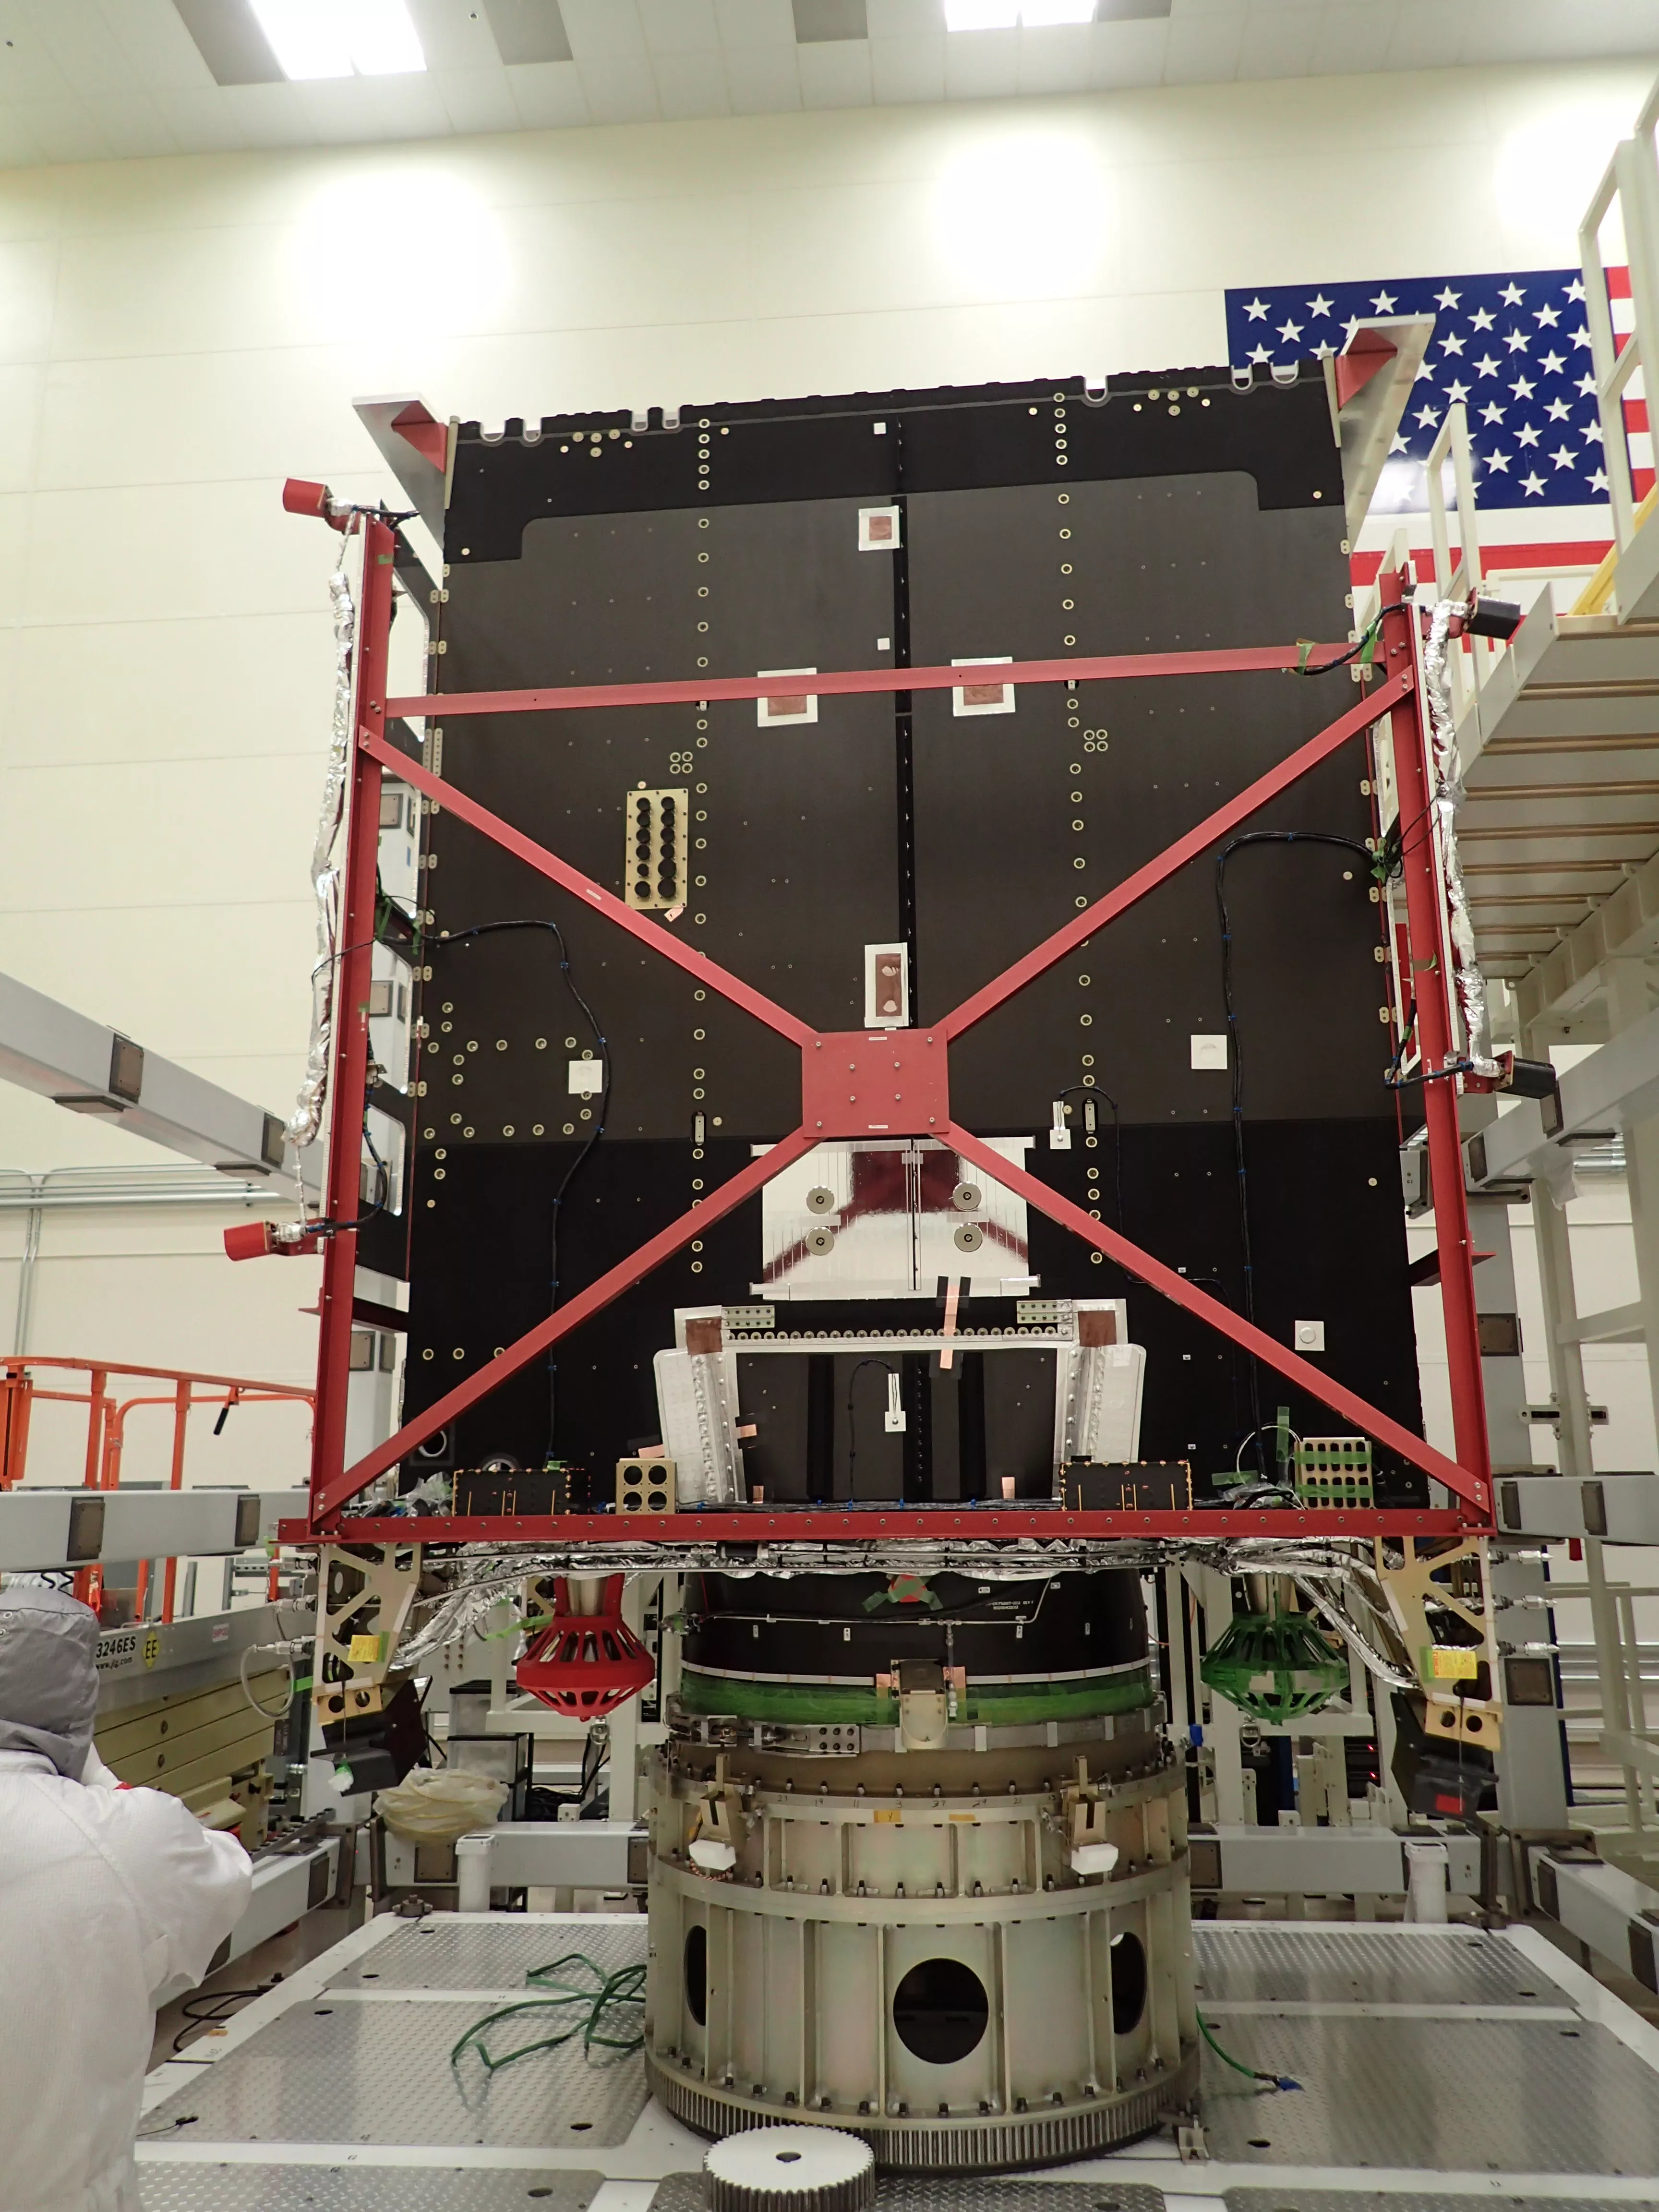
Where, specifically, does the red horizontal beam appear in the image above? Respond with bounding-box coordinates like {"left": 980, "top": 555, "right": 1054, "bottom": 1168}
{"left": 948, "top": 1123, "right": 1491, "bottom": 1521}
{"left": 318, "top": 1123, "right": 819, "bottom": 1520}
{"left": 281, "top": 1506, "right": 1468, "bottom": 1546}
{"left": 386, "top": 644, "right": 1351, "bottom": 723}
{"left": 942, "top": 668, "right": 1410, "bottom": 1042}
{"left": 361, "top": 731, "right": 815, "bottom": 1049}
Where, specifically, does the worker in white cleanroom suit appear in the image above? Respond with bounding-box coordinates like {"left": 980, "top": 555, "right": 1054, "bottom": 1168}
{"left": 0, "top": 1584, "right": 252, "bottom": 2212}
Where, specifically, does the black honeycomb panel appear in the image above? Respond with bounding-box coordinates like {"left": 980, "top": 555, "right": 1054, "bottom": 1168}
{"left": 445, "top": 370, "right": 1340, "bottom": 561}
{"left": 1022, "top": 1115, "right": 1424, "bottom": 1493}
{"left": 410, "top": 368, "right": 1420, "bottom": 1481}
{"left": 905, "top": 474, "right": 1378, "bottom": 1123}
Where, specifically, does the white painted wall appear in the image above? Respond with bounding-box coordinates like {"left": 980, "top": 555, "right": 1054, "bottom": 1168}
{"left": 0, "top": 57, "right": 1654, "bottom": 1485}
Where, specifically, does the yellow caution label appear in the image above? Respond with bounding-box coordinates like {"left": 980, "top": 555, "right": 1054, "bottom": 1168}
{"left": 348, "top": 1633, "right": 385, "bottom": 1664}
{"left": 873, "top": 1808, "right": 903, "bottom": 1825}
{"left": 1426, "top": 1646, "right": 1478, "bottom": 1681}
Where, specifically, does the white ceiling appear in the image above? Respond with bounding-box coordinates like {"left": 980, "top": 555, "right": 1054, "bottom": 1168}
{"left": 0, "top": 0, "right": 1654, "bottom": 168}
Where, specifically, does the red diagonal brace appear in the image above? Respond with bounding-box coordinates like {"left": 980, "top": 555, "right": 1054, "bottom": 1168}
{"left": 943, "top": 669, "right": 1410, "bottom": 1041}
{"left": 319, "top": 1123, "right": 819, "bottom": 1519}
{"left": 361, "top": 731, "right": 814, "bottom": 1048}
{"left": 947, "top": 1123, "right": 1489, "bottom": 1519}
{"left": 385, "top": 643, "right": 1350, "bottom": 723}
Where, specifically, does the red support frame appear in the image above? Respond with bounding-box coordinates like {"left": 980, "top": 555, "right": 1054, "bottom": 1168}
{"left": 295, "top": 528, "right": 1491, "bottom": 1545}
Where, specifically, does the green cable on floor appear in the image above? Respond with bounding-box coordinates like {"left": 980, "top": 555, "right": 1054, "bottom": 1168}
{"left": 1197, "top": 2008, "right": 1302, "bottom": 2093}
{"left": 450, "top": 1951, "right": 648, "bottom": 2076}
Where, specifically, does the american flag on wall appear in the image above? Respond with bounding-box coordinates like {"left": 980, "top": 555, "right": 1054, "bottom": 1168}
{"left": 1223, "top": 268, "right": 1646, "bottom": 586}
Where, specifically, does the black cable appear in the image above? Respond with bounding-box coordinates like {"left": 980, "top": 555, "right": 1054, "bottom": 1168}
{"left": 1054, "top": 1083, "right": 1123, "bottom": 1235}
{"left": 171, "top": 1976, "right": 281, "bottom": 2053}
{"left": 1216, "top": 831, "right": 1374, "bottom": 1470}
{"left": 297, "top": 1109, "right": 391, "bottom": 1241}
{"left": 438, "top": 920, "right": 609, "bottom": 1451}
{"left": 845, "top": 1358, "right": 897, "bottom": 1497}
{"left": 1291, "top": 604, "right": 1405, "bottom": 677}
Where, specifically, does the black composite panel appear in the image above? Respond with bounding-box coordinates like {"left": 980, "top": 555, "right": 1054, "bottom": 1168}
{"left": 401, "top": 368, "right": 1419, "bottom": 1496}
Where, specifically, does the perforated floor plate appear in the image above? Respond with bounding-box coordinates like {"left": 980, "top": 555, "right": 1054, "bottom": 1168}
{"left": 1198, "top": 2016, "right": 1659, "bottom": 2173}
{"left": 140, "top": 2172, "right": 602, "bottom": 2212}
{"left": 327, "top": 1918, "right": 647, "bottom": 1991}
{"left": 1192, "top": 1924, "right": 1554, "bottom": 2007}
{"left": 652, "top": 2181, "right": 1163, "bottom": 2211}
{"left": 139, "top": 2000, "right": 648, "bottom": 2150}
{"left": 1230, "top": 2195, "right": 1649, "bottom": 2212}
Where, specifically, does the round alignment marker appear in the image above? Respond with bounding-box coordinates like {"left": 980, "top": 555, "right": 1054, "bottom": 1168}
{"left": 703, "top": 2124, "right": 875, "bottom": 2212}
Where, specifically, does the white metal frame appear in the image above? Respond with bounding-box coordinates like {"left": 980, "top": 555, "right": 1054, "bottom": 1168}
{"left": 1579, "top": 78, "right": 1659, "bottom": 554}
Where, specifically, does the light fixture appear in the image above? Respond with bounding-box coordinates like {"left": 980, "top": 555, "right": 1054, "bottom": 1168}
{"left": 943, "top": 0, "right": 1095, "bottom": 23}
{"left": 248, "top": 0, "right": 425, "bottom": 80}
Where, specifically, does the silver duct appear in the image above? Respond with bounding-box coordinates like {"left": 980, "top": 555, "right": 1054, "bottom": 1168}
{"left": 286, "top": 535, "right": 361, "bottom": 1157}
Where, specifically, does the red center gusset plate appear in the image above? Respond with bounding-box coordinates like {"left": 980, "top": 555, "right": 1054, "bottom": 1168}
{"left": 801, "top": 1028, "right": 951, "bottom": 1139}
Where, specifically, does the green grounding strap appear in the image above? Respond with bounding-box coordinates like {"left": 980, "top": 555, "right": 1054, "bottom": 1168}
{"left": 677, "top": 1665, "right": 1154, "bottom": 1728}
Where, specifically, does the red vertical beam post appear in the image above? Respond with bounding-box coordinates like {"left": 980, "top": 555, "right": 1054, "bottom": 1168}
{"left": 161, "top": 1377, "right": 191, "bottom": 1624}
{"left": 1380, "top": 571, "right": 1491, "bottom": 1493}
{"left": 310, "top": 517, "right": 394, "bottom": 1517}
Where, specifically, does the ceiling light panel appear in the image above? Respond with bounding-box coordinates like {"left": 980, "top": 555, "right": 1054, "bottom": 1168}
{"left": 942, "top": 0, "right": 1097, "bottom": 24}
{"left": 483, "top": 0, "right": 574, "bottom": 65}
{"left": 792, "top": 0, "right": 869, "bottom": 37}
{"left": 248, "top": 0, "right": 426, "bottom": 79}
{"left": 173, "top": 0, "right": 284, "bottom": 84}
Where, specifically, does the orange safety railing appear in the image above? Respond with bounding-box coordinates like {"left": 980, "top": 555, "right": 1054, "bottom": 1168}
{"left": 0, "top": 1357, "right": 313, "bottom": 1624}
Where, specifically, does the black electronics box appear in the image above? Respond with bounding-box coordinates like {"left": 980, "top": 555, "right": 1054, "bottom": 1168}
{"left": 453, "top": 1464, "right": 572, "bottom": 1516}
{"left": 1063, "top": 1459, "right": 1193, "bottom": 1511}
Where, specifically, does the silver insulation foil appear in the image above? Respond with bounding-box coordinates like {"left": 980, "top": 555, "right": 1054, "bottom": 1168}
{"left": 1422, "top": 598, "right": 1499, "bottom": 1077}
{"left": 392, "top": 1538, "right": 1415, "bottom": 1685}
{"left": 286, "top": 540, "right": 359, "bottom": 1154}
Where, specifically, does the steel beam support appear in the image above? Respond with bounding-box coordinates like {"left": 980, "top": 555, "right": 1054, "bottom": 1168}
{"left": 295, "top": 515, "right": 1485, "bottom": 1538}
{"left": 946, "top": 1122, "right": 1490, "bottom": 1515}
{"left": 310, "top": 518, "right": 394, "bottom": 1515}
{"left": 1380, "top": 573, "right": 1492, "bottom": 1496}
{"left": 285, "top": 1506, "right": 1466, "bottom": 1544}
{"left": 943, "top": 671, "right": 1412, "bottom": 1043}
{"left": 386, "top": 642, "right": 1351, "bottom": 724}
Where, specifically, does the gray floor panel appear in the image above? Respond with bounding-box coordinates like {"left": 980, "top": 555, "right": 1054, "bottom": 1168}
{"left": 140, "top": 2000, "right": 648, "bottom": 2150}
{"left": 1198, "top": 2017, "right": 1659, "bottom": 2174}
{"left": 1230, "top": 2196, "right": 1658, "bottom": 2212}
{"left": 327, "top": 1917, "right": 647, "bottom": 1991}
{"left": 652, "top": 2182, "right": 1162, "bottom": 2210}
{"left": 141, "top": 2174, "right": 602, "bottom": 2212}
{"left": 1192, "top": 1924, "right": 1554, "bottom": 2007}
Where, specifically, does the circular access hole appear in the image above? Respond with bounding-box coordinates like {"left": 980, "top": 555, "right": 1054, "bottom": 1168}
{"left": 892, "top": 1957, "right": 989, "bottom": 2066}
{"left": 1248, "top": 2137, "right": 1272, "bottom": 2149}
{"left": 685, "top": 1923, "right": 709, "bottom": 2028}
{"left": 569, "top": 2121, "right": 592, "bottom": 2132}
{"left": 313, "top": 2009, "right": 333, "bottom": 2017}
{"left": 776, "top": 2153, "right": 802, "bottom": 2164}
{"left": 1110, "top": 1932, "right": 1147, "bottom": 2036}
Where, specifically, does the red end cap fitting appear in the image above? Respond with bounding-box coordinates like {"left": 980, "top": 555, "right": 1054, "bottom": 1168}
{"left": 282, "top": 478, "right": 349, "bottom": 530}
{"left": 225, "top": 1220, "right": 278, "bottom": 1261}
{"left": 224, "top": 1221, "right": 322, "bottom": 1260}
